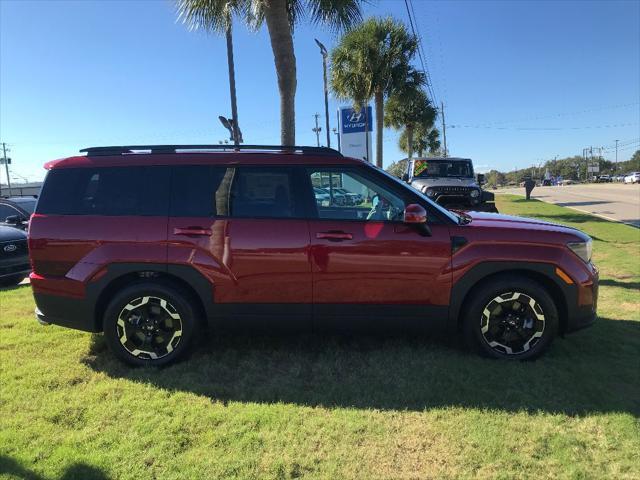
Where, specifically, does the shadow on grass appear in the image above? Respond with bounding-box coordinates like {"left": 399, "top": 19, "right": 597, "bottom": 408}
{"left": 599, "top": 278, "right": 640, "bottom": 290}
{"left": 0, "top": 455, "right": 109, "bottom": 480}
{"left": 83, "top": 317, "right": 640, "bottom": 417}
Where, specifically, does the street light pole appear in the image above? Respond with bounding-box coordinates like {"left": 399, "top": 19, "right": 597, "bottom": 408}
{"left": 2, "top": 143, "right": 11, "bottom": 196}
{"left": 315, "top": 39, "right": 331, "bottom": 148}
{"left": 312, "top": 113, "right": 322, "bottom": 147}
{"left": 615, "top": 139, "right": 619, "bottom": 170}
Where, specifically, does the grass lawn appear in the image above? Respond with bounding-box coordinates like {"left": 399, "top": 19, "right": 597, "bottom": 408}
{"left": 1, "top": 194, "right": 639, "bottom": 480}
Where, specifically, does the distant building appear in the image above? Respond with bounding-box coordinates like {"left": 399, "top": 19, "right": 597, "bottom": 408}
{"left": 0, "top": 182, "right": 43, "bottom": 198}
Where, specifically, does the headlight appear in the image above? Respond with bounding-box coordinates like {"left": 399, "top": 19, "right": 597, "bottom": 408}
{"left": 567, "top": 239, "right": 592, "bottom": 263}
{"left": 425, "top": 188, "right": 435, "bottom": 198}
{"left": 470, "top": 189, "right": 480, "bottom": 198}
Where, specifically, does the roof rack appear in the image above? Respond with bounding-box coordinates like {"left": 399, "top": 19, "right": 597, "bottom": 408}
{"left": 80, "top": 144, "right": 342, "bottom": 157}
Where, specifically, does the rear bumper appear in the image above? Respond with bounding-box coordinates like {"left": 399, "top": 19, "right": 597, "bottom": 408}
{"left": 32, "top": 291, "right": 100, "bottom": 333}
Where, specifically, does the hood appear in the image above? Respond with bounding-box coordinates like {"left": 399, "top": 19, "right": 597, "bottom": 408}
{"left": 460, "top": 210, "right": 590, "bottom": 241}
{"left": 412, "top": 177, "right": 478, "bottom": 188}
{"left": 0, "top": 226, "right": 28, "bottom": 242}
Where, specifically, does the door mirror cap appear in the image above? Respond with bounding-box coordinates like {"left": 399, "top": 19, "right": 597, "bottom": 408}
{"left": 401, "top": 173, "right": 409, "bottom": 182}
{"left": 404, "top": 204, "right": 427, "bottom": 224}
{"left": 4, "top": 215, "right": 21, "bottom": 225}
{"left": 477, "top": 173, "right": 485, "bottom": 185}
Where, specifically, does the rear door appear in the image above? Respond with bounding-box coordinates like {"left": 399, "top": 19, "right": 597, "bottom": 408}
{"left": 167, "top": 164, "right": 312, "bottom": 330}
{"left": 30, "top": 166, "right": 170, "bottom": 282}
{"left": 304, "top": 166, "right": 452, "bottom": 330}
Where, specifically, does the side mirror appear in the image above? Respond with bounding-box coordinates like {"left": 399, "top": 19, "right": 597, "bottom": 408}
{"left": 477, "top": 173, "right": 485, "bottom": 185}
{"left": 5, "top": 215, "right": 21, "bottom": 225}
{"left": 404, "top": 204, "right": 427, "bottom": 224}
{"left": 401, "top": 173, "right": 409, "bottom": 182}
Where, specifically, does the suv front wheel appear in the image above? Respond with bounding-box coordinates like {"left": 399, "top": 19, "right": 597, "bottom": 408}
{"left": 463, "top": 276, "right": 559, "bottom": 360}
{"left": 103, "top": 281, "right": 199, "bottom": 366}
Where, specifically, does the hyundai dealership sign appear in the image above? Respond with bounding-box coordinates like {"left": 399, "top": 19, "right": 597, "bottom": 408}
{"left": 339, "top": 106, "right": 372, "bottom": 162}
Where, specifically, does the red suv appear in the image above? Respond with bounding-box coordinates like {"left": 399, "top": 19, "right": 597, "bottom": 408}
{"left": 29, "top": 145, "right": 598, "bottom": 366}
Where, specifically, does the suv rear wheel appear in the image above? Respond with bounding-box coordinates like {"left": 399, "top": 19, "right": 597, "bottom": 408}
{"left": 103, "top": 281, "right": 199, "bottom": 366}
{"left": 463, "top": 276, "right": 558, "bottom": 360}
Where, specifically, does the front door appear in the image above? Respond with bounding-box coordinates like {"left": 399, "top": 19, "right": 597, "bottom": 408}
{"left": 167, "top": 164, "right": 312, "bottom": 330}
{"left": 305, "top": 167, "right": 452, "bottom": 330}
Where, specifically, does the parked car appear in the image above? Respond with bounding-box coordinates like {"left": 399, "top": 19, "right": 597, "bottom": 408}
{"left": 624, "top": 172, "right": 640, "bottom": 184}
{"left": 313, "top": 187, "right": 331, "bottom": 206}
{"left": 0, "top": 226, "right": 30, "bottom": 286}
{"left": 0, "top": 197, "right": 37, "bottom": 230}
{"left": 29, "top": 145, "right": 598, "bottom": 366}
{"left": 403, "top": 157, "right": 497, "bottom": 212}
{"left": 594, "top": 175, "right": 611, "bottom": 183}
{"left": 334, "top": 187, "right": 362, "bottom": 205}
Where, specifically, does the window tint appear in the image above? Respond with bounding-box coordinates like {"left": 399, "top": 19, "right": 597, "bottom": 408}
{"left": 0, "top": 204, "right": 19, "bottom": 221}
{"left": 308, "top": 168, "right": 406, "bottom": 221}
{"left": 171, "top": 166, "right": 296, "bottom": 219}
{"left": 170, "top": 166, "right": 233, "bottom": 217}
{"left": 37, "top": 167, "right": 169, "bottom": 216}
{"left": 230, "top": 168, "right": 295, "bottom": 218}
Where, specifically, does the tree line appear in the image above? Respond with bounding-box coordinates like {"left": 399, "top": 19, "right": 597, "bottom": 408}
{"left": 482, "top": 150, "right": 640, "bottom": 187}
{"left": 176, "top": 0, "right": 440, "bottom": 166}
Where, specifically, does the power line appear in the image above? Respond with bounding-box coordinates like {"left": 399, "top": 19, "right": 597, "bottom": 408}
{"left": 448, "top": 122, "right": 639, "bottom": 131}
{"left": 453, "top": 102, "right": 640, "bottom": 128}
{"left": 403, "top": 0, "right": 438, "bottom": 106}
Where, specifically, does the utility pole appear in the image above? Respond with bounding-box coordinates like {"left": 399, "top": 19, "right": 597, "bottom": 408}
{"left": 312, "top": 113, "right": 322, "bottom": 147}
{"left": 2, "top": 143, "right": 11, "bottom": 197}
{"left": 615, "top": 139, "right": 619, "bottom": 170}
{"left": 314, "top": 39, "right": 331, "bottom": 148}
{"left": 335, "top": 110, "right": 341, "bottom": 152}
{"left": 441, "top": 101, "right": 447, "bottom": 157}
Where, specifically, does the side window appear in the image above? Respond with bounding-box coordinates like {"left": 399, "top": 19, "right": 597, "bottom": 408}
{"left": 170, "top": 166, "right": 234, "bottom": 217}
{"left": 0, "top": 204, "right": 19, "bottom": 221}
{"left": 308, "top": 168, "right": 406, "bottom": 221}
{"left": 37, "top": 167, "right": 169, "bottom": 216}
{"left": 230, "top": 168, "right": 295, "bottom": 218}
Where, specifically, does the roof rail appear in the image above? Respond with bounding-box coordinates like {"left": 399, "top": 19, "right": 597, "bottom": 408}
{"left": 80, "top": 144, "right": 343, "bottom": 157}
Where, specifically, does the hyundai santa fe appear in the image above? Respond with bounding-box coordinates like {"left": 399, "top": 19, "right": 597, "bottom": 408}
{"left": 28, "top": 145, "right": 598, "bottom": 366}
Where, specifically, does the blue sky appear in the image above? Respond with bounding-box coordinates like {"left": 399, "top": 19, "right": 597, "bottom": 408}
{"left": 1, "top": 0, "right": 639, "bottom": 182}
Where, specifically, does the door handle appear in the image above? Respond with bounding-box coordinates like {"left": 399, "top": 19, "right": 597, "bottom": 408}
{"left": 316, "top": 231, "right": 353, "bottom": 241}
{"left": 173, "top": 227, "right": 212, "bottom": 236}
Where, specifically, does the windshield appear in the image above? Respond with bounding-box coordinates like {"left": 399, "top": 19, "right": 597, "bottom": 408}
{"left": 413, "top": 159, "right": 474, "bottom": 178}
{"left": 373, "top": 164, "right": 461, "bottom": 224}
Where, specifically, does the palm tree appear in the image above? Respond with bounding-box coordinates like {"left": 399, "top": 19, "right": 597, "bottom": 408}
{"left": 331, "top": 17, "right": 419, "bottom": 167}
{"left": 384, "top": 74, "right": 437, "bottom": 160}
{"left": 399, "top": 124, "right": 441, "bottom": 157}
{"left": 177, "top": 0, "right": 363, "bottom": 146}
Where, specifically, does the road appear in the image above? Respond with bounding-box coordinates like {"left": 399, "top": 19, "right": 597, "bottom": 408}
{"left": 497, "top": 183, "right": 640, "bottom": 227}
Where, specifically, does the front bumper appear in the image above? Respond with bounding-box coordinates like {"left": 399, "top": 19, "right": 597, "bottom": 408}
{"left": 564, "top": 264, "right": 598, "bottom": 334}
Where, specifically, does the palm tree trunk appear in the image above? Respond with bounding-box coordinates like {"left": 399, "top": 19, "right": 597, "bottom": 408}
{"left": 374, "top": 89, "right": 384, "bottom": 168}
{"left": 406, "top": 125, "right": 414, "bottom": 160}
{"left": 225, "top": 23, "right": 240, "bottom": 146}
{"left": 264, "top": 0, "right": 296, "bottom": 146}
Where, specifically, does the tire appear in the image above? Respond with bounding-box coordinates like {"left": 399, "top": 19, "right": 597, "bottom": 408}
{"left": 462, "top": 275, "right": 559, "bottom": 360}
{"left": 103, "top": 281, "right": 200, "bottom": 367}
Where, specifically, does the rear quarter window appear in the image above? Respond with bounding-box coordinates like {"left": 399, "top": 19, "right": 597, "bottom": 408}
{"left": 36, "top": 166, "right": 170, "bottom": 216}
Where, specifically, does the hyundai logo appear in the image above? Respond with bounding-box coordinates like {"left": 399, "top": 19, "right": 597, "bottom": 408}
{"left": 348, "top": 111, "right": 364, "bottom": 123}
{"left": 3, "top": 244, "right": 17, "bottom": 253}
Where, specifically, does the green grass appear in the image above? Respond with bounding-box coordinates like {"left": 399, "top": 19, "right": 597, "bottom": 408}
{"left": 1, "top": 195, "right": 639, "bottom": 479}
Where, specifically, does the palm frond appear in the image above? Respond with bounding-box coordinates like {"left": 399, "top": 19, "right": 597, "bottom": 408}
{"left": 306, "top": 0, "right": 364, "bottom": 32}
{"left": 176, "top": 0, "right": 245, "bottom": 33}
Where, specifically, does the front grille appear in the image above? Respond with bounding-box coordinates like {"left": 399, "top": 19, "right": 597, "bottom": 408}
{"left": 0, "top": 239, "right": 28, "bottom": 259}
{"left": 432, "top": 186, "right": 474, "bottom": 194}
